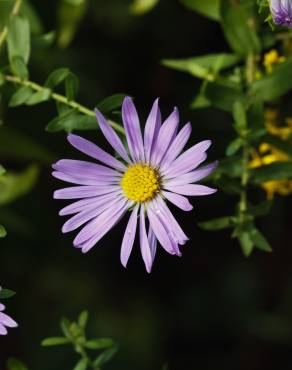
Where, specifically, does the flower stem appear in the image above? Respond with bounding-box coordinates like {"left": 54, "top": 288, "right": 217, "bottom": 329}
{"left": 4, "top": 74, "right": 125, "bottom": 135}
{"left": 0, "top": 0, "right": 23, "bottom": 49}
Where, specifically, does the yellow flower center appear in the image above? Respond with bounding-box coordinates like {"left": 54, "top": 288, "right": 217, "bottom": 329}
{"left": 121, "top": 164, "right": 160, "bottom": 203}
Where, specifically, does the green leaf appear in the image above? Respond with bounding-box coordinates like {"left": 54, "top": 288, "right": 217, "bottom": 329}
{"left": 217, "top": 156, "right": 243, "bottom": 177}
{"left": 73, "top": 358, "right": 87, "bottom": 370}
{"left": 44, "top": 68, "right": 70, "bottom": 89}
{"left": 78, "top": 310, "right": 88, "bottom": 329}
{"left": 263, "top": 134, "right": 292, "bottom": 157}
{"left": 65, "top": 72, "right": 79, "bottom": 100}
{"left": 205, "top": 81, "right": 245, "bottom": 112}
{"left": 250, "top": 162, "right": 292, "bottom": 183}
{"left": 180, "top": 0, "right": 220, "bottom": 20}
{"left": 9, "top": 86, "right": 34, "bottom": 107}
{"left": 32, "top": 31, "right": 56, "bottom": 49}
{"left": 162, "top": 53, "right": 240, "bottom": 80}
{"left": 238, "top": 230, "right": 254, "bottom": 257}
{"left": 21, "top": 0, "right": 44, "bottom": 35}
{"left": 41, "top": 337, "right": 70, "bottom": 346}
{"left": 215, "top": 176, "right": 243, "bottom": 194}
{"left": 0, "top": 165, "right": 6, "bottom": 176}
{"left": 190, "top": 93, "right": 211, "bottom": 109}
{"left": 130, "top": 0, "right": 159, "bottom": 15}
{"left": 46, "top": 111, "right": 97, "bottom": 132}
{"left": 233, "top": 101, "right": 247, "bottom": 132}
{"left": 94, "top": 344, "right": 119, "bottom": 366}
{"left": 249, "top": 228, "right": 272, "bottom": 252}
{"left": 220, "top": 0, "right": 260, "bottom": 56}
{"left": 250, "top": 60, "right": 292, "bottom": 101}
{"left": 6, "top": 358, "right": 29, "bottom": 370}
{"left": 97, "top": 94, "right": 127, "bottom": 114}
{"left": 226, "top": 138, "right": 244, "bottom": 156}
{"left": 84, "top": 338, "right": 115, "bottom": 350}
{"left": 0, "top": 165, "right": 39, "bottom": 206}
{"left": 7, "top": 15, "right": 30, "bottom": 64}
{"left": 199, "top": 216, "right": 236, "bottom": 230}
{"left": 248, "top": 200, "right": 272, "bottom": 217}
{"left": 10, "top": 56, "right": 29, "bottom": 80}
{"left": 25, "top": 88, "right": 51, "bottom": 105}
{"left": 0, "top": 288, "right": 16, "bottom": 299}
{"left": 0, "top": 224, "right": 7, "bottom": 238}
{"left": 60, "top": 317, "right": 72, "bottom": 338}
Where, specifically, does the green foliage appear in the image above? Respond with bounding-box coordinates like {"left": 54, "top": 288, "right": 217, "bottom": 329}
{"left": 7, "top": 15, "right": 30, "bottom": 64}
{"left": 130, "top": 0, "right": 160, "bottom": 15}
{"left": 180, "top": 0, "right": 220, "bottom": 20}
{"left": 0, "top": 287, "right": 16, "bottom": 299}
{"left": 6, "top": 358, "right": 29, "bottom": 370}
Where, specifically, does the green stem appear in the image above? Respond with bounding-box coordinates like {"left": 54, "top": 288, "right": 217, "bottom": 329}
{"left": 0, "top": 0, "right": 23, "bottom": 49}
{"left": 78, "top": 346, "right": 101, "bottom": 370}
{"left": 4, "top": 74, "right": 125, "bottom": 135}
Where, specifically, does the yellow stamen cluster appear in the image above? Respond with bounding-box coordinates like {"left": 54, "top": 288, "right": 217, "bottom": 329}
{"left": 121, "top": 164, "right": 160, "bottom": 203}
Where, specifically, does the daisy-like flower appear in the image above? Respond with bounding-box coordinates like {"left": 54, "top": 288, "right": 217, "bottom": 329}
{"left": 270, "top": 0, "right": 292, "bottom": 28}
{"left": 0, "top": 303, "right": 18, "bottom": 335}
{"left": 52, "top": 97, "right": 217, "bottom": 272}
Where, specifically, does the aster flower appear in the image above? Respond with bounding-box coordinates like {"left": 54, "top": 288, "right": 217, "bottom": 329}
{"left": 270, "top": 0, "right": 292, "bottom": 28}
{"left": 52, "top": 97, "right": 217, "bottom": 272}
{"left": 0, "top": 303, "right": 18, "bottom": 335}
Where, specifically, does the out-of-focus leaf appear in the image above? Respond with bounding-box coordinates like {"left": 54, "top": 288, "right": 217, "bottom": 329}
{"left": 263, "top": 134, "right": 292, "bottom": 157}
{"left": 217, "top": 156, "right": 243, "bottom": 177}
{"left": 162, "top": 53, "right": 240, "bottom": 80}
{"left": 0, "top": 71, "right": 5, "bottom": 86}
{"left": 180, "top": 0, "right": 220, "bottom": 20}
{"left": 78, "top": 310, "right": 88, "bottom": 329}
{"left": 22, "top": 0, "right": 44, "bottom": 35}
{"left": 10, "top": 56, "right": 29, "bottom": 80}
{"left": 0, "top": 165, "right": 6, "bottom": 175}
{"left": 250, "top": 60, "right": 292, "bottom": 101}
{"left": 130, "top": 0, "right": 159, "bottom": 15}
{"left": 0, "top": 224, "right": 7, "bottom": 238}
{"left": 233, "top": 101, "right": 247, "bottom": 132}
{"left": 249, "top": 227, "right": 272, "bottom": 252}
{"left": 238, "top": 230, "right": 254, "bottom": 256}
{"left": 205, "top": 81, "right": 245, "bottom": 112}
{"left": 25, "top": 88, "right": 51, "bottom": 105}
{"left": 73, "top": 358, "right": 87, "bottom": 370}
{"left": 199, "top": 216, "right": 236, "bottom": 230}
{"left": 31, "top": 31, "right": 56, "bottom": 49}
{"left": 0, "top": 126, "right": 54, "bottom": 163}
{"left": 57, "top": 0, "right": 88, "bottom": 48}
{"left": 7, "top": 15, "right": 30, "bottom": 64}
{"left": 60, "top": 317, "right": 72, "bottom": 339}
{"left": 46, "top": 111, "right": 97, "bottom": 132}
{"left": 0, "top": 288, "right": 16, "bottom": 298}
{"left": 44, "top": 68, "right": 70, "bottom": 89}
{"left": 248, "top": 200, "right": 273, "bottom": 217}
{"left": 220, "top": 0, "right": 260, "bottom": 56}
{"left": 248, "top": 98, "right": 264, "bottom": 130}
{"left": 190, "top": 93, "right": 211, "bottom": 109}
{"left": 84, "top": 338, "right": 115, "bottom": 350}
{"left": 250, "top": 162, "right": 292, "bottom": 183}
{"left": 94, "top": 344, "right": 119, "bottom": 366}
{"left": 0, "top": 0, "right": 13, "bottom": 29}
{"left": 215, "top": 175, "right": 243, "bottom": 194}
{"left": 0, "top": 165, "right": 39, "bottom": 206}
{"left": 9, "top": 86, "right": 34, "bottom": 107}
{"left": 226, "top": 138, "right": 244, "bottom": 156}
{"left": 65, "top": 72, "right": 79, "bottom": 100}
{"left": 6, "top": 358, "right": 29, "bottom": 370}
{"left": 41, "top": 337, "right": 70, "bottom": 346}
{"left": 96, "top": 94, "right": 127, "bottom": 114}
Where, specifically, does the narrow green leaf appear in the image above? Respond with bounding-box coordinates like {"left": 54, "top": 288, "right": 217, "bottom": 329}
{"left": 249, "top": 228, "right": 272, "bottom": 252}
{"left": 46, "top": 111, "right": 97, "bottom": 132}
{"left": 226, "top": 138, "right": 244, "bottom": 156}
{"left": 9, "top": 86, "right": 34, "bottom": 107}
{"left": 94, "top": 344, "right": 119, "bottom": 366}
{"left": 0, "top": 288, "right": 16, "bottom": 299}
{"left": 130, "top": 0, "right": 159, "bottom": 15}
{"left": 0, "top": 165, "right": 6, "bottom": 175}
{"left": 248, "top": 200, "right": 273, "bottom": 217}
{"left": 250, "top": 162, "right": 292, "bottom": 183}
{"left": 25, "top": 88, "right": 51, "bottom": 105}
{"left": 220, "top": 0, "right": 260, "bottom": 56}
{"left": 238, "top": 231, "right": 254, "bottom": 257}
{"left": 65, "top": 72, "right": 79, "bottom": 100}
{"left": 60, "top": 317, "right": 72, "bottom": 338}
{"left": 32, "top": 31, "right": 56, "bottom": 49}
{"left": 180, "top": 0, "right": 220, "bottom": 20}
{"left": 44, "top": 68, "right": 70, "bottom": 89}
{"left": 41, "top": 337, "right": 70, "bottom": 346}
{"left": 6, "top": 358, "right": 28, "bottom": 370}
{"left": 78, "top": 310, "right": 88, "bottom": 329}
{"left": 10, "top": 56, "right": 29, "bottom": 80}
{"left": 7, "top": 15, "right": 30, "bottom": 64}
{"left": 233, "top": 101, "right": 247, "bottom": 132}
{"left": 263, "top": 134, "right": 292, "bottom": 157}
{"left": 84, "top": 338, "right": 114, "bottom": 350}
{"left": 205, "top": 81, "right": 245, "bottom": 112}
{"left": 97, "top": 94, "right": 127, "bottom": 114}
{"left": 0, "top": 225, "right": 7, "bottom": 237}
{"left": 199, "top": 216, "right": 236, "bottom": 231}
{"left": 73, "top": 358, "right": 87, "bottom": 370}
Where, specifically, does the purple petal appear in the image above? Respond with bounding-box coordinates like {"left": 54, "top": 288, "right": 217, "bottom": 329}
{"left": 67, "top": 134, "right": 127, "bottom": 172}
{"left": 53, "top": 159, "right": 120, "bottom": 178}
{"left": 148, "top": 226, "right": 157, "bottom": 261}
{"left": 0, "top": 312, "right": 18, "bottom": 328}
{"left": 144, "top": 98, "right": 161, "bottom": 163}
{"left": 139, "top": 204, "right": 153, "bottom": 273}
{"left": 120, "top": 205, "right": 139, "bottom": 268}
{"left": 160, "top": 122, "right": 192, "bottom": 171}
{"left": 59, "top": 192, "right": 122, "bottom": 216}
{"left": 54, "top": 185, "right": 120, "bottom": 199}
{"left": 0, "top": 304, "right": 5, "bottom": 312}
{"left": 162, "top": 140, "right": 212, "bottom": 179}
{"left": 151, "top": 107, "right": 179, "bottom": 167}
{"left": 162, "top": 191, "right": 193, "bottom": 211}
{"left": 0, "top": 323, "right": 7, "bottom": 335}
{"left": 52, "top": 171, "right": 121, "bottom": 186}
{"left": 165, "top": 161, "right": 218, "bottom": 186}
{"left": 164, "top": 184, "right": 217, "bottom": 196}
{"left": 95, "top": 109, "right": 131, "bottom": 163}
{"left": 122, "top": 97, "right": 145, "bottom": 162}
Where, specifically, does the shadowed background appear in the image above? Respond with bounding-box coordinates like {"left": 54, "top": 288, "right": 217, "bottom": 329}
{"left": 1, "top": 1, "right": 292, "bottom": 369}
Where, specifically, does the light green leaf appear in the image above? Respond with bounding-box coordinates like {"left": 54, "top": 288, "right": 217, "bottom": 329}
{"left": 199, "top": 216, "right": 236, "bottom": 231}
{"left": 10, "top": 56, "right": 29, "bottom": 80}
{"left": 180, "top": 0, "right": 220, "bottom": 20}
{"left": 0, "top": 288, "right": 16, "bottom": 299}
{"left": 41, "top": 337, "right": 70, "bottom": 346}
{"left": 162, "top": 53, "right": 240, "bottom": 80}
{"left": 22, "top": 0, "right": 44, "bottom": 35}
{"left": 233, "top": 101, "right": 247, "bottom": 132}
{"left": 250, "top": 162, "right": 292, "bottom": 183}
{"left": 44, "top": 68, "right": 70, "bottom": 89}
{"left": 220, "top": 0, "right": 260, "bottom": 56}
{"left": 25, "top": 88, "right": 51, "bottom": 105}
{"left": 205, "top": 81, "right": 245, "bottom": 112}
{"left": 97, "top": 94, "right": 127, "bottom": 114}
{"left": 31, "top": 31, "right": 56, "bottom": 49}
{"left": 0, "top": 165, "right": 6, "bottom": 176}
{"left": 9, "top": 86, "right": 34, "bottom": 107}
{"left": 7, "top": 15, "right": 30, "bottom": 64}
{"left": 94, "top": 344, "right": 119, "bottom": 366}
{"left": 78, "top": 310, "right": 88, "bottom": 329}
{"left": 190, "top": 93, "right": 211, "bottom": 109}
{"left": 46, "top": 111, "right": 97, "bottom": 132}
{"left": 65, "top": 72, "right": 79, "bottom": 100}
{"left": 73, "top": 358, "right": 87, "bottom": 370}
{"left": 85, "top": 338, "right": 115, "bottom": 350}
{"left": 249, "top": 228, "right": 272, "bottom": 252}
{"left": 130, "top": 0, "right": 159, "bottom": 15}
{"left": 6, "top": 358, "right": 29, "bottom": 370}
{"left": 60, "top": 317, "right": 72, "bottom": 338}
{"left": 226, "top": 138, "right": 244, "bottom": 156}
{"left": 0, "top": 224, "right": 6, "bottom": 238}
{"left": 238, "top": 231, "right": 254, "bottom": 257}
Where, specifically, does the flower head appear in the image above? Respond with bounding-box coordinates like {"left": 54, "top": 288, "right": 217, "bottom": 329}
{"left": 270, "top": 0, "right": 292, "bottom": 28}
{"left": 0, "top": 303, "right": 18, "bottom": 335}
{"left": 52, "top": 97, "right": 217, "bottom": 272}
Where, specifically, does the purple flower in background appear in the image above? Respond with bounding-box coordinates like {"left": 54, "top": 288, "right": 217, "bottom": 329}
{"left": 0, "top": 303, "right": 18, "bottom": 335}
{"left": 270, "top": 0, "right": 292, "bottom": 27}
{"left": 52, "top": 97, "right": 217, "bottom": 272}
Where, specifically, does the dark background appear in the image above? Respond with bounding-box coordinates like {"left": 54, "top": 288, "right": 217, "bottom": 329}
{"left": 1, "top": 1, "right": 292, "bottom": 369}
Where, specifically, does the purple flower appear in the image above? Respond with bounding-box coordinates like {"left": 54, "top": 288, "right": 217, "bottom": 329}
{"left": 0, "top": 303, "right": 18, "bottom": 335}
{"left": 270, "top": 0, "right": 292, "bottom": 27}
{"left": 52, "top": 97, "right": 217, "bottom": 272}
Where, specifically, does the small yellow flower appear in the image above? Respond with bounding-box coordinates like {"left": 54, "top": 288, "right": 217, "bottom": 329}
{"left": 263, "top": 49, "right": 286, "bottom": 74}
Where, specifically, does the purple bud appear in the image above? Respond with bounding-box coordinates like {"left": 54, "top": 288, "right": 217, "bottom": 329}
{"left": 270, "top": 0, "right": 292, "bottom": 28}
